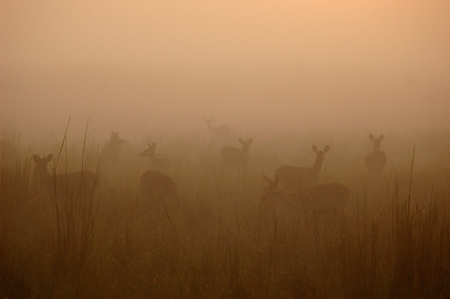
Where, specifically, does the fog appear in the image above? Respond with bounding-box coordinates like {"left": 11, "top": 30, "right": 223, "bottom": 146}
{"left": 3, "top": 2, "right": 450, "bottom": 296}
{"left": 2, "top": 0, "right": 450, "bottom": 142}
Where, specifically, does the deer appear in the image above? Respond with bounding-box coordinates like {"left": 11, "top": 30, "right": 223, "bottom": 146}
{"left": 365, "top": 134, "right": 387, "bottom": 175}
{"left": 32, "top": 154, "right": 99, "bottom": 206}
{"left": 100, "top": 131, "right": 125, "bottom": 168}
{"left": 139, "top": 143, "right": 170, "bottom": 174}
{"left": 139, "top": 170, "right": 179, "bottom": 208}
{"left": 276, "top": 145, "right": 329, "bottom": 192}
{"left": 204, "top": 118, "right": 233, "bottom": 140}
{"left": 220, "top": 138, "right": 252, "bottom": 168}
{"left": 262, "top": 175, "right": 349, "bottom": 223}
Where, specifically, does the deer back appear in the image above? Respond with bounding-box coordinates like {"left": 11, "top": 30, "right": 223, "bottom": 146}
{"left": 140, "top": 170, "right": 179, "bottom": 202}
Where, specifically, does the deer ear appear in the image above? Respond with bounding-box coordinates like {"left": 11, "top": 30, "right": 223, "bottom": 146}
{"left": 248, "top": 138, "right": 253, "bottom": 144}
{"left": 323, "top": 145, "right": 330, "bottom": 153}
{"left": 151, "top": 142, "right": 156, "bottom": 148}
{"left": 312, "top": 145, "right": 318, "bottom": 152}
{"left": 369, "top": 134, "right": 374, "bottom": 140}
{"left": 238, "top": 138, "right": 244, "bottom": 144}
{"left": 46, "top": 154, "right": 54, "bottom": 162}
{"left": 33, "top": 154, "right": 39, "bottom": 163}
{"left": 380, "top": 135, "right": 384, "bottom": 141}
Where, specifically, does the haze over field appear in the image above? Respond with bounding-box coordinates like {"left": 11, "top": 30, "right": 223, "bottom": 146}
{"left": 1, "top": 0, "right": 450, "bottom": 141}
{"left": 2, "top": 2, "right": 450, "bottom": 297}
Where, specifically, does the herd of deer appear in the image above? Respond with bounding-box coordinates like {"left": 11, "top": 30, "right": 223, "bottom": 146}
{"left": 0, "top": 119, "right": 387, "bottom": 221}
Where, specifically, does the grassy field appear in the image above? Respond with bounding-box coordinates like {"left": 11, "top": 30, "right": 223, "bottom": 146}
{"left": 1, "top": 128, "right": 450, "bottom": 298}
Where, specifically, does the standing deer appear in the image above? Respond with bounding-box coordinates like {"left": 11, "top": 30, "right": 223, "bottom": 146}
{"left": 139, "top": 143, "right": 170, "bottom": 174}
{"left": 365, "top": 134, "right": 387, "bottom": 175}
{"left": 204, "top": 118, "right": 233, "bottom": 140}
{"left": 276, "top": 145, "right": 329, "bottom": 192}
{"left": 262, "top": 175, "right": 349, "bottom": 222}
{"left": 139, "top": 170, "right": 179, "bottom": 208}
{"left": 101, "top": 131, "right": 125, "bottom": 168}
{"left": 33, "top": 154, "right": 99, "bottom": 204}
{"left": 220, "top": 138, "right": 252, "bottom": 168}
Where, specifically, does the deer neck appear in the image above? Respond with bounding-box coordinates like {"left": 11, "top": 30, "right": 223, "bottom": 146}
{"left": 148, "top": 152, "right": 157, "bottom": 162}
{"left": 37, "top": 169, "right": 54, "bottom": 187}
{"left": 312, "top": 157, "right": 324, "bottom": 174}
{"left": 108, "top": 141, "right": 120, "bottom": 150}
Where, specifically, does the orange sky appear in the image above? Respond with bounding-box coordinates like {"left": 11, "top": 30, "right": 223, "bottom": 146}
{"left": 2, "top": 0, "right": 450, "bottom": 71}
{"left": 1, "top": 0, "right": 450, "bottom": 141}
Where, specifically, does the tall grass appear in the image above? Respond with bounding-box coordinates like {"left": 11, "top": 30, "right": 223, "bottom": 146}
{"left": 1, "top": 130, "right": 449, "bottom": 298}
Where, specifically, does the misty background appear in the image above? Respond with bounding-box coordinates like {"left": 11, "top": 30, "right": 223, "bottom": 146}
{"left": 1, "top": 0, "right": 450, "bottom": 143}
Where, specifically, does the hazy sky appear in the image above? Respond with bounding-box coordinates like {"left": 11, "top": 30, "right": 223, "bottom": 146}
{"left": 2, "top": 0, "right": 450, "bottom": 70}
{"left": 1, "top": 0, "right": 450, "bottom": 142}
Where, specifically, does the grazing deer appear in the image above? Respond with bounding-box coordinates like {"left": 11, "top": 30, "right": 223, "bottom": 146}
{"left": 365, "top": 134, "right": 387, "bottom": 175}
{"left": 139, "top": 170, "right": 179, "bottom": 207}
{"left": 276, "top": 145, "right": 329, "bottom": 192}
{"left": 204, "top": 118, "right": 233, "bottom": 140}
{"left": 33, "top": 154, "right": 99, "bottom": 204}
{"left": 0, "top": 140, "right": 15, "bottom": 166}
{"left": 262, "top": 175, "right": 349, "bottom": 221}
{"left": 220, "top": 138, "right": 252, "bottom": 168}
{"left": 101, "top": 131, "right": 125, "bottom": 168}
{"left": 139, "top": 143, "right": 170, "bottom": 174}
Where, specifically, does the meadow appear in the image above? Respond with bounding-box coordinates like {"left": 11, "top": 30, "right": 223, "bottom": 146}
{"left": 1, "top": 127, "right": 450, "bottom": 298}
